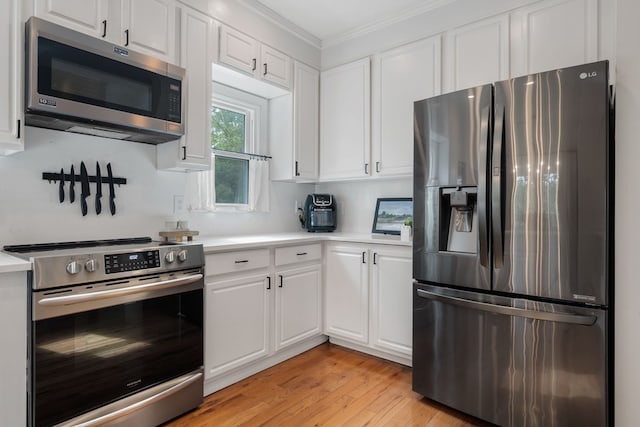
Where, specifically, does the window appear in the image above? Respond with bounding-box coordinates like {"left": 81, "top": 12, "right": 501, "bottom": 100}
{"left": 210, "top": 83, "right": 268, "bottom": 210}
{"left": 211, "top": 102, "right": 251, "bottom": 205}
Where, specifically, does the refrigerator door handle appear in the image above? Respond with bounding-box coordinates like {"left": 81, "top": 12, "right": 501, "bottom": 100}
{"left": 478, "top": 105, "right": 491, "bottom": 268}
{"left": 416, "top": 289, "right": 597, "bottom": 326}
{"left": 491, "top": 104, "right": 505, "bottom": 268}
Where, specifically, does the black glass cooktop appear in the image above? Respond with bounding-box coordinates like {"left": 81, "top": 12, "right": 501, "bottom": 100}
{"left": 3, "top": 237, "right": 153, "bottom": 254}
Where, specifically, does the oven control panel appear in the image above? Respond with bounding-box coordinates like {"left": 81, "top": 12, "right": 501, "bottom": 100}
{"left": 104, "top": 250, "right": 161, "bottom": 274}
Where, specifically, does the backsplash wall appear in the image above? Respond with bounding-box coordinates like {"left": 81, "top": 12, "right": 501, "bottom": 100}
{"left": 0, "top": 127, "right": 312, "bottom": 245}
{"left": 316, "top": 178, "right": 412, "bottom": 234}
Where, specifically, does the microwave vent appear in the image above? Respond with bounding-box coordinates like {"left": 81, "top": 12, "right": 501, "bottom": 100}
{"left": 68, "top": 126, "right": 131, "bottom": 140}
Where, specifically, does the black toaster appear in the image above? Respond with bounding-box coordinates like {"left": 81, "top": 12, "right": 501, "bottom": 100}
{"left": 304, "top": 194, "right": 337, "bottom": 232}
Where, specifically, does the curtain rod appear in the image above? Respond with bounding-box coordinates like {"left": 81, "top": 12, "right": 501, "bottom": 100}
{"left": 211, "top": 148, "right": 272, "bottom": 160}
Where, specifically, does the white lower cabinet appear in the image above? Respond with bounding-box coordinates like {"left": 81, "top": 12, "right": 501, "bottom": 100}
{"left": 370, "top": 246, "right": 413, "bottom": 357}
{"left": 275, "top": 264, "right": 322, "bottom": 351}
{"left": 324, "top": 242, "right": 412, "bottom": 364}
{"left": 204, "top": 244, "right": 324, "bottom": 394}
{"left": 205, "top": 272, "right": 270, "bottom": 378}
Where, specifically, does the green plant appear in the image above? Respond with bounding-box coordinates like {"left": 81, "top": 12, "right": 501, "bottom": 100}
{"left": 403, "top": 217, "right": 413, "bottom": 227}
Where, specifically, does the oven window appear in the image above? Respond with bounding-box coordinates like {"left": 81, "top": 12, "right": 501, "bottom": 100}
{"left": 32, "top": 289, "right": 203, "bottom": 427}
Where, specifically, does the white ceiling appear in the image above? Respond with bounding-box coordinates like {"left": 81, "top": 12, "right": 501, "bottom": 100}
{"left": 246, "top": 0, "right": 451, "bottom": 44}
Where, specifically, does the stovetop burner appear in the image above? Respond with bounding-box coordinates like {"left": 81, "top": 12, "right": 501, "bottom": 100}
{"left": 4, "top": 237, "right": 153, "bottom": 253}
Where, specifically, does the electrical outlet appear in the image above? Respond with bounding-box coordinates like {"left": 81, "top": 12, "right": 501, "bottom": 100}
{"left": 173, "top": 195, "right": 185, "bottom": 213}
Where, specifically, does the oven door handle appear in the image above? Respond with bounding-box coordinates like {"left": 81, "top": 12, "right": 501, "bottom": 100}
{"left": 38, "top": 273, "right": 204, "bottom": 306}
{"left": 66, "top": 371, "right": 203, "bottom": 427}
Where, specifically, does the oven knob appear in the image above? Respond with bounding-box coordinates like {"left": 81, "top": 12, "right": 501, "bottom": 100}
{"left": 177, "top": 250, "right": 188, "bottom": 263}
{"left": 85, "top": 258, "right": 98, "bottom": 273}
{"left": 165, "top": 251, "right": 176, "bottom": 263}
{"left": 66, "top": 260, "right": 82, "bottom": 275}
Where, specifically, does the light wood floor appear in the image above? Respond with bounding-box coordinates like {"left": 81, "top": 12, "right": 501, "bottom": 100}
{"left": 164, "top": 342, "right": 492, "bottom": 427}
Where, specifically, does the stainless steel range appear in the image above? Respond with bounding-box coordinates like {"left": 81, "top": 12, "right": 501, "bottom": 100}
{"left": 5, "top": 237, "right": 205, "bottom": 427}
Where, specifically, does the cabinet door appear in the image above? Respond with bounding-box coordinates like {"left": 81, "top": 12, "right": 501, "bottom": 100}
{"left": 320, "top": 58, "right": 371, "bottom": 180}
{"left": 261, "top": 44, "right": 292, "bottom": 89}
{"left": 205, "top": 274, "right": 270, "bottom": 378}
{"left": 324, "top": 244, "right": 369, "bottom": 343}
{"left": 34, "top": 0, "right": 109, "bottom": 39}
{"left": 370, "top": 246, "right": 412, "bottom": 357}
{"left": 157, "top": 6, "right": 213, "bottom": 171}
{"left": 510, "top": 0, "right": 598, "bottom": 77}
{"left": 121, "top": 0, "right": 176, "bottom": 63}
{"left": 275, "top": 265, "right": 322, "bottom": 351}
{"left": 219, "top": 25, "right": 259, "bottom": 77}
{"left": 372, "top": 36, "right": 441, "bottom": 177}
{"left": 0, "top": 0, "right": 22, "bottom": 155}
{"left": 444, "top": 15, "right": 509, "bottom": 91}
{"left": 293, "top": 62, "right": 319, "bottom": 180}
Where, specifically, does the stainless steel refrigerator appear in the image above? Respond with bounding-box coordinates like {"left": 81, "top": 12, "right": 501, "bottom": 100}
{"left": 412, "top": 61, "right": 612, "bottom": 426}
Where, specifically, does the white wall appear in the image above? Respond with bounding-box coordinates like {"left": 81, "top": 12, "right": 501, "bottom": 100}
{"left": 316, "top": 178, "right": 412, "bottom": 234}
{"left": 0, "top": 127, "right": 312, "bottom": 246}
{"left": 614, "top": 0, "right": 639, "bottom": 424}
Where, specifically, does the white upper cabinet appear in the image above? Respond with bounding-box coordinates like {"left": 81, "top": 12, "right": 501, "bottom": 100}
{"left": 157, "top": 5, "right": 213, "bottom": 171}
{"left": 0, "top": 0, "right": 23, "bottom": 155}
{"left": 34, "top": 0, "right": 177, "bottom": 63}
{"left": 120, "top": 0, "right": 176, "bottom": 62}
{"left": 320, "top": 58, "right": 371, "bottom": 180}
{"left": 219, "top": 25, "right": 259, "bottom": 74}
{"left": 261, "top": 44, "right": 293, "bottom": 88}
{"left": 34, "top": 0, "right": 109, "bottom": 38}
{"left": 444, "top": 15, "right": 509, "bottom": 91}
{"left": 510, "top": 0, "right": 598, "bottom": 77}
{"left": 218, "top": 25, "right": 293, "bottom": 90}
{"left": 270, "top": 61, "right": 319, "bottom": 182}
{"left": 293, "top": 61, "right": 319, "bottom": 180}
{"left": 371, "top": 36, "right": 441, "bottom": 177}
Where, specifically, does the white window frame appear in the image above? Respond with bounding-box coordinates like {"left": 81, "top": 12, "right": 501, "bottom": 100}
{"left": 211, "top": 83, "right": 268, "bottom": 211}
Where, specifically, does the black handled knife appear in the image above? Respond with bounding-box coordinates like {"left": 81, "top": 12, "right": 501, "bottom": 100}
{"left": 69, "top": 165, "right": 75, "bottom": 203}
{"left": 80, "top": 161, "right": 90, "bottom": 216}
{"left": 58, "top": 168, "right": 65, "bottom": 203}
{"left": 107, "top": 163, "right": 116, "bottom": 215}
{"left": 95, "top": 162, "right": 102, "bottom": 215}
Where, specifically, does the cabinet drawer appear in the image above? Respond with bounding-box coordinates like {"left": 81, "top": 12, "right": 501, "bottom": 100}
{"left": 206, "top": 249, "right": 270, "bottom": 276}
{"left": 275, "top": 244, "right": 321, "bottom": 266}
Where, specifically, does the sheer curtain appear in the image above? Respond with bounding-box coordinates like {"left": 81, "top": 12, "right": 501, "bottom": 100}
{"left": 185, "top": 155, "right": 270, "bottom": 212}
{"left": 185, "top": 155, "right": 216, "bottom": 212}
{"left": 248, "top": 157, "right": 270, "bottom": 212}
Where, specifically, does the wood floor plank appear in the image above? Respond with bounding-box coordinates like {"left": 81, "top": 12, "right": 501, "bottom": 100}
{"left": 163, "top": 342, "right": 493, "bottom": 427}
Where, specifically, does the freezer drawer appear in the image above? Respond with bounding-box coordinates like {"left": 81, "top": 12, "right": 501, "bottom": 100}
{"left": 412, "top": 283, "right": 608, "bottom": 427}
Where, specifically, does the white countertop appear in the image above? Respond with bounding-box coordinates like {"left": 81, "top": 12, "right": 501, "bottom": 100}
{"left": 198, "top": 232, "right": 412, "bottom": 252}
{"left": 0, "top": 252, "right": 31, "bottom": 274}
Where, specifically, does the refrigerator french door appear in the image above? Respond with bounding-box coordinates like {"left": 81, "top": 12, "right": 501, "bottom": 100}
{"left": 412, "top": 61, "right": 612, "bottom": 427}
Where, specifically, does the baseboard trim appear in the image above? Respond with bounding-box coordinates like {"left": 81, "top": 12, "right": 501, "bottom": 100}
{"left": 328, "top": 337, "right": 412, "bottom": 367}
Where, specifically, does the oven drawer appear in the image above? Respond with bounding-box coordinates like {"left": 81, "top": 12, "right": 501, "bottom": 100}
{"left": 275, "top": 244, "right": 321, "bottom": 266}
{"left": 205, "top": 249, "right": 270, "bottom": 276}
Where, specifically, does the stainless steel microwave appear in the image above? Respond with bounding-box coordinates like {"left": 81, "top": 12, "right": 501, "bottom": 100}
{"left": 25, "top": 17, "right": 185, "bottom": 144}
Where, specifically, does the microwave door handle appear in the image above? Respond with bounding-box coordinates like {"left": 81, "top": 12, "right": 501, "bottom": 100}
{"left": 478, "top": 105, "right": 491, "bottom": 268}
{"left": 492, "top": 104, "right": 505, "bottom": 268}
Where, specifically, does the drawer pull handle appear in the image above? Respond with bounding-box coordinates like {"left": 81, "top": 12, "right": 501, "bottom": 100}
{"left": 296, "top": 252, "right": 308, "bottom": 256}
{"left": 234, "top": 260, "right": 249, "bottom": 264}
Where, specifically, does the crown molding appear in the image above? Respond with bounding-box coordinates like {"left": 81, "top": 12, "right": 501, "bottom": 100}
{"left": 321, "top": 0, "right": 456, "bottom": 48}
{"left": 238, "top": 0, "right": 323, "bottom": 49}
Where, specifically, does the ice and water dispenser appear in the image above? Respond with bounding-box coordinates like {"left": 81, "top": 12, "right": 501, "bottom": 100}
{"left": 439, "top": 187, "right": 477, "bottom": 254}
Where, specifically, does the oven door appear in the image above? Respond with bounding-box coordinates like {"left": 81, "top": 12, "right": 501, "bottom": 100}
{"left": 30, "top": 271, "right": 204, "bottom": 427}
